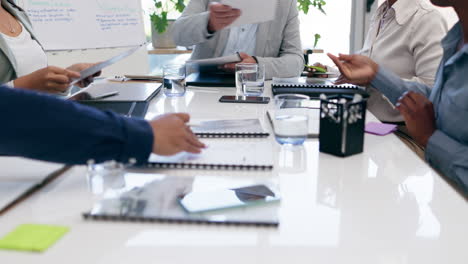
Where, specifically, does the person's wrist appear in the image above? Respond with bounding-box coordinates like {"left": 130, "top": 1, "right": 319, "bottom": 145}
{"left": 420, "top": 128, "right": 436, "bottom": 148}
{"left": 12, "top": 78, "right": 29, "bottom": 90}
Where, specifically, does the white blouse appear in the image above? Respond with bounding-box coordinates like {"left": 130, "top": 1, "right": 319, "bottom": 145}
{"left": 360, "top": 0, "right": 449, "bottom": 122}
{"left": 2, "top": 23, "right": 47, "bottom": 86}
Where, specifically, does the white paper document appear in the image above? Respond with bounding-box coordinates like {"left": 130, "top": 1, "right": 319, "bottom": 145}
{"left": 221, "top": 0, "right": 277, "bottom": 27}
{"left": 149, "top": 140, "right": 273, "bottom": 167}
{"left": 190, "top": 118, "right": 267, "bottom": 135}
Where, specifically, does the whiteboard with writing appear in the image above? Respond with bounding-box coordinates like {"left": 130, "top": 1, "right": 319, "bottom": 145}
{"left": 18, "top": 0, "right": 146, "bottom": 50}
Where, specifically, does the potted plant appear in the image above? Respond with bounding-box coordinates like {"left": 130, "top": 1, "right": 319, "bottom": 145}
{"left": 297, "top": 0, "right": 327, "bottom": 48}
{"left": 150, "top": 0, "right": 186, "bottom": 49}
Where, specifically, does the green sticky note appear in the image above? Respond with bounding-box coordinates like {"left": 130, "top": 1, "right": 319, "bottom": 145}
{"left": 0, "top": 224, "right": 69, "bottom": 252}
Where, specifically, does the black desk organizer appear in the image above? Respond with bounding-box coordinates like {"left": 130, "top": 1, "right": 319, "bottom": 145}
{"left": 319, "top": 95, "right": 367, "bottom": 157}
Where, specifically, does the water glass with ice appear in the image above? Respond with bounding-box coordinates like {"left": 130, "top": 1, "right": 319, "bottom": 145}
{"left": 273, "top": 94, "right": 310, "bottom": 145}
{"left": 163, "top": 64, "right": 186, "bottom": 97}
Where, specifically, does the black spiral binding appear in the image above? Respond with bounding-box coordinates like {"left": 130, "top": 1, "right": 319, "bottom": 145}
{"left": 272, "top": 83, "right": 359, "bottom": 89}
{"left": 272, "top": 83, "right": 368, "bottom": 97}
{"left": 144, "top": 162, "right": 273, "bottom": 171}
{"left": 82, "top": 212, "right": 278, "bottom": 227}
{"left": 194, "top": 132, "right": 270, "bottom": 138}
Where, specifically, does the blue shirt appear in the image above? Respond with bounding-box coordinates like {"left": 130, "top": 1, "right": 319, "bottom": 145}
{"left": 371, "top": 22, "right": 468, "bottom": 194}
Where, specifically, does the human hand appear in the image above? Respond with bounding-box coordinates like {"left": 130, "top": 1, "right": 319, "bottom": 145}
{"left": 222, "top": 52, "right": 256, "bottom": 72}
{"left": 208, "top": 3, "right": 241, "bottom": 32}
{"left": 13, "top": 66, "right": 80, "bottom": 94}
{"left": 306, "top": 62, "right": 329, "bottom": 78}
{"left": 149, "top": 113, "right": 206, "bottom": 156}
{"left": 327, "top": 53, "right": 379, "bottom": 86}
{"left": 67, "top": 63, "right": 101, "bottom": 88}
{"left": 395, "top": 91, "right": 436, "bottom": 147}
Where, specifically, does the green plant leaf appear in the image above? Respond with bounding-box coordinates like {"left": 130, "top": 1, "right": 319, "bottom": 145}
{"left": 151, "top": 11, "right": 168, "bottom": 33}
{"left": 155, "top": 1, "right": 162, "bottom": 9}
{"left": 298, "top": 0, "right": 326, "bottom": 15}
{"left": 175, "top": 0, "right": 186, "bottom": 13}
{"left": 313, "top": 33, "right": 321, "bottom": 48}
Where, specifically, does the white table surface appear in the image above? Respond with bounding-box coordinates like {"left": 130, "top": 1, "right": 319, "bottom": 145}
{"left": 0, "top": 84, "right": 467, "bottom": 264}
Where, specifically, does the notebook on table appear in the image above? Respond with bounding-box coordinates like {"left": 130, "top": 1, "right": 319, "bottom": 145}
{"left": 185, "top": 54, "right": 240, "bottom": 87}
{"left": 186, "top": 71, "right": 235, "bottom": 87}
{"left": 271, "top": 77, "right": 368, "bottom": 98}
{"left": 190, "top": 118, "right": 269, "bottom": 138}
{"left": 0, "top": 157, "right": 65, "bottom": 214}
{"left": 83, "top": 173, "right": 280, "bottom": 227}
{"left": 68, "top": 82, "right": 161, "bottom": 118}
{"left": 146, "top": 140, "right": 274, "bottom": 170}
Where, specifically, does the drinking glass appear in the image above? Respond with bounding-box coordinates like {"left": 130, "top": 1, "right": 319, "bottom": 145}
{"left": 163, "top": 64, "right": 186, "bottom": 97}
{"left": 86, "top": 160, "right": 126, "bottom": 195}
{"left": 273, "top": 94, "right": 310, "bottom": 145}
{"left": 235, "top": 63, "right": 257, "bottom": 96}
{"left": 241, "top": 66, "right": 265, "bottom": 96}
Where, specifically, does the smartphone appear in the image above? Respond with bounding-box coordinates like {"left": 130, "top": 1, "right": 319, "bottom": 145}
{"left": 219, "top": 95, "right": 270, "bottom": 104}
{"left": 178, "top": 184, "right": 280, "bottom": 213}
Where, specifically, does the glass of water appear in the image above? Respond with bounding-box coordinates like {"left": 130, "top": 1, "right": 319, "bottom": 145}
{"left": 163, "top": 64, "right": 186, "bottom": 97}
{"left": 235, "top": 63, "right": 257, "bottom": 96}
{"left": 273, "top": 94, "right": 311, "bottom": 145}
{"left": 241, "top": 66, "right": 265, "bottom": 96}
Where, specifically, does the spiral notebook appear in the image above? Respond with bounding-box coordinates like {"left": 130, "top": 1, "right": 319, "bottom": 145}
{"left": 190, "top": 118, "right": 269, "bottom": 138}
{"left": 83, "top": 173, "right": 280, "bottom": 227}
{"left": 272, "top": 77, "right": 368, "bottom": 98}
{"left": 146, "top": 140, "right": 273, "bottom": 170}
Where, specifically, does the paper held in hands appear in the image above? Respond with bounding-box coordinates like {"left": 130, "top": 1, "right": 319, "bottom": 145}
{"left": 221, "top": 0, "right": 277, "bottom": 27}
{"left": 70, "top": 44, "right": 144, "bottom": 86}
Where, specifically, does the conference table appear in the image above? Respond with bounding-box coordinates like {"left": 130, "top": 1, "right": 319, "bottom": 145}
{"left": 0, "top": 83, "right": 467, "bottom": 264}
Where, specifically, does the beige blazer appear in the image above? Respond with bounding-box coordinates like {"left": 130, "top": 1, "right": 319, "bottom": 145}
{"left": 362, "top": 0, "right": 448, "bottom": 122}
{"left": 0, "top": 0, "right": 42, "bottom": 84}
{"left": 172, "top": 0, "right": 304, "bottom": 79}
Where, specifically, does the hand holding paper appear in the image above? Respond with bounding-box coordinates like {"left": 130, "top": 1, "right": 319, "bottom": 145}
{"left": 221, "top": 0, "right": 277, "bottom": 28}
{"left": 208, "top": 3, "right": 241, "bottom": 32}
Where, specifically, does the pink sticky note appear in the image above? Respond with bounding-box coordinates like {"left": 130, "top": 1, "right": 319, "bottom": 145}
{"left": 365, "top": 122, "right": 397, "bottom": 136}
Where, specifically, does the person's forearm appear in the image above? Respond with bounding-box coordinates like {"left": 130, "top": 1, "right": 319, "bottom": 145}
{"left": 172, "top": 0, "right": 213, "bottom": 46}
{"left": 425, "top": 130, "right": 468, "bottom": 194}
{"left": 370, "top": 67, "right": 432, "bottom": 105}
{"left": 0, "top": 87, "right": 153, "bottom": 165}
{"left": 172, "top": 12, "right": 213, "bottom": 46}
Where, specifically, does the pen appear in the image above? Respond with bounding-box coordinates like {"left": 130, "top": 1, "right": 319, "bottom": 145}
{"left": 92, "top": 91, "right": 119, "bottom": 100}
